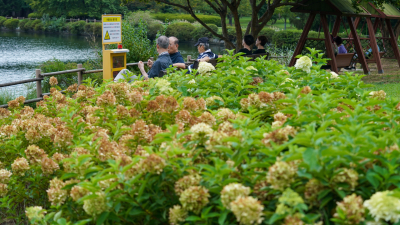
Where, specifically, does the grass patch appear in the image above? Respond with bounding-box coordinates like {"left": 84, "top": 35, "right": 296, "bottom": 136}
{"left": 366, "top": 82, "right": 400, "bottom": 99}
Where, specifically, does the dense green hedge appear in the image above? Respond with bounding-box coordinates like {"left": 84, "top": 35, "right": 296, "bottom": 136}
{"left": 84, "top": 22, "right": 102, "bottom": 35}
{"left": 0, "top": 16, "right": 6, "bottom": 27}
{"left": 18, "top": 19, "right": 30, "bottom": 31}
{"left": 24, "top": 20, "right": 41, "bottom": 30}
{"left": 28, "top": 12, "right": 43, "bottom": 18}
{"left": 191, "top": 24, "right": 218, "bottom": 40}
{"left": 153, "top": 13, "right": 221, "bottom": 26}
{"left": 165, "top": 22, "right": 196, "bottom": 41}
{"left": 147, "top": 22, "right": 164, "bottom": 40}
{"left": 65, "top": 21, "right": 86, "bottom": 34}
{"left": 271, "top": 30, "right": 319, "bottom": 47}
{"left": 3, "top": 19, "right": 20, "bottom": 30}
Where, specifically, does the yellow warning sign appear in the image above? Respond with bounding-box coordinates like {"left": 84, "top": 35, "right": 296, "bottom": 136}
{"left": 104, "top": 31, "right": 110, "bottom": 40}
{"left": 102, "top": 14, "right": 122, "bottom": 45}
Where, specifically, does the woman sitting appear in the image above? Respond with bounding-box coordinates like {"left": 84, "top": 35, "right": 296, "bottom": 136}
{"left": 237, "top": 35, "right": 254, "bottom": 56}
{"left": 253, "top": 35, "right": 267, "bottom": 54}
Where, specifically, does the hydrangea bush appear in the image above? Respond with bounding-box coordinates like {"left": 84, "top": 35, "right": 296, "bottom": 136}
{"left": 1, "top": 49, "right": 400, "bottom": 225}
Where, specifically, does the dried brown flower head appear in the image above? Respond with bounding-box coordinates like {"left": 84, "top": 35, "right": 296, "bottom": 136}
{"left": 49, "top": 76, "right": 58, "bottom": 86}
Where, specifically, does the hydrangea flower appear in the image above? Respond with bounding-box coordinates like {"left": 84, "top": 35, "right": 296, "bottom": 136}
{"left": 294, "top": 56, "right": 312, "bottom": 73}
{"left": 221, "top": 183, "right": 251, "bottom": 209}
{"left": 364, "top": 191, "right": 400, "bottom": 223}
{"left": 25, "top": 206, "right": 46, "bottom": 222}
{"left": 230, "top": 196, "right": 264, "bottom": 225}
{"left": 198, "top": 62, "right": 215, "bottom": 75}
{"left": 169, "top": 205, "right": 188, "bottom": 224}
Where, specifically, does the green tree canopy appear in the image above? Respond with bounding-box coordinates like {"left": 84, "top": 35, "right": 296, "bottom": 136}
{"left": 26, "top": 0, "right": 127, "bottom": 18}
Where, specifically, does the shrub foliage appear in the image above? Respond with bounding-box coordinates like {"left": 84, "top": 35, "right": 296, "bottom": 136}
{"left": 1, "top": 49, "right": 400, "bottom": 225}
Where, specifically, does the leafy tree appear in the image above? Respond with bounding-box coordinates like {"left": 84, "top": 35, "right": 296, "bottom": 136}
{"left": 0, "top": 0, "right": 30, "bottom": 17}
{"left": 275, "top": 5, "right": 290, "bottom": 30}
{"left": 26, "top": 0, "right": 127, "bottom": 18}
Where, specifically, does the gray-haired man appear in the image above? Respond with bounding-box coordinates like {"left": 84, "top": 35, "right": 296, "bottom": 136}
{"left": 138, "top": 35, "right": 172, "bottom": 79}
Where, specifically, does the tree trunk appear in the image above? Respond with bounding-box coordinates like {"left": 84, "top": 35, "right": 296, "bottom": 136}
{"left": 230, "top": 8, "right": 243, "bottom": 50}
{"left": 284, "top": 18, "right": 286, "bottom": 30}
{"left": 228, "top": 14, "right": 232, "bottom": 26}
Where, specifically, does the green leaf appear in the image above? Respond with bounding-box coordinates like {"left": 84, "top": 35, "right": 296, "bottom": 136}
{"left": 303, "top": 147, "right": 321, "bottom": 172}
{"left": 96, "top": 211, "right": 109, "bottom": 225}
{"left": 186, "top": 216, "right": 201, "bottom": 221}
{"left": 218, "top": 210, "right": 229, "bottom": 225}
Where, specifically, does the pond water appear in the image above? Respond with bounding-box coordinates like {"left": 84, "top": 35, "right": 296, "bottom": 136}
{"left": 0, "top": 31, "right": 225, "bottom": 95}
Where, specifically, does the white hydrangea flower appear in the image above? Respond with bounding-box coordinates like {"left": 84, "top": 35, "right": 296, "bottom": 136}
{"left": 155, "top": 78, "right": 173, "bottom": 94}
{"left": 230, "top": 196, "right": 264, "bottom": 225}
{"left": 294, "top": 56, "right": 312, "bottom": 73}
{"left": 198, "top": 62, "right": 215, "bottom": 75}
{"left": 188, "top": 79, "right": 196, "bottom": 84}
{"left": 364, "top": 191, "right": 400, "bottom": 223}
{"left": 330, "top": 71, "right": 339, "bottom": 79}
{"left": 221, "top": 183, "right": 251, "bottom": 209}
{"left": 190, "top": 123, "right": 214, "bottom": 140}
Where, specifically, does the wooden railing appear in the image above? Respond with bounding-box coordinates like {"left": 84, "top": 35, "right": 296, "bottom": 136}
{"left": 4, "top": 17, "right": 104, "bottom": 23}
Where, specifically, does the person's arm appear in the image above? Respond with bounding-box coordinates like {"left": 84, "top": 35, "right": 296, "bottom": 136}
{"left": 138, "top": 61, "right": 149, "bottom": 80}
{"left": 173, "top": 63, "right": 186, "bottom": 69}
{"left": 199, "top": 56, "right": 210, "bottom": 62}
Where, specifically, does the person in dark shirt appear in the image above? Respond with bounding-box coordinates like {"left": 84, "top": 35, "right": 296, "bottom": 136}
{"left": 237, "top": 35, "right": 254, "bottom": 55}
{"left": 168, "top": 36, "right": 185, "bottom": 69}
{"left": 188, "top": 37, "right": 218, "bottom": 73}
{"left": 138, "top": 36, "right": 172, "bottom": 79}
{"left": 253, "top": 35, "right": 267, "bottom": 54}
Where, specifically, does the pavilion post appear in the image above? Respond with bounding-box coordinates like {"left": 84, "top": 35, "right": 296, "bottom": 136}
{"left": 332, "top": 16, "right": 341, "bottom": 36}
{"left": 366, "top": 17, "right": 383, "bottom": 73}
{"left": 289, "top": 13, "right": 316, "bottom": 67}
{"left": 321, "top": 14, "right": 338, "bottom": 73}
{"left": 347, "top": 17, "right": 361, "bottom": 40}
{"left": 347, "top": 17, "right": 369, "bottom": 74}
{"left": 385, "top": 19, "right": 400, "bottom": 68}
{"left": 373, "top": 18, "right": 380, "bottom": 33}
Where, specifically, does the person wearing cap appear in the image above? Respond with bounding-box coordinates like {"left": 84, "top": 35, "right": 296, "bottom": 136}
{"left": 168, "top": 36, "right": 186, "bottom": 69}
{"left": 237, "top": 34, "right": 254, "bottom": 56}
{"left": 138, "top": 35, "right": 172, "bottom": 79}
{"left": 188, "top": 37, "right": 218, "bottom": 72}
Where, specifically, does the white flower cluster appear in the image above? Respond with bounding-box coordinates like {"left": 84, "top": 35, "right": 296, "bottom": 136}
{"left": 169, "top": 205, "right": 188, "bottom": 224}
{"left": 330, "top": 71, "right": 339, "bottom": 79}
{"left": 25, "top": 206, "right": 47, "bottom": 222}
{"left": 155, "top": 78, "right": 173, "bottom": 94}
{"left": 230, "top": 196, "right": 264, "bottom": 225}
{"left": 190, "top": 123, "right": 213, "bottom": 140}
{"left": 198, "top": 62, "right": 215, "bottom": 75}
{"left": 364, "top": 191, "right": 400, "bottom": 223}
{"left": 221, "top": 183, "right": 251, "bottom": 210}
{"left": 83, "top": 191, "right": 109, "bottom": 216}
{"left": 294, "top": 56, "right": 312, "bottom": 73}
{"left": 188, "top": 79, "right": 196, "bottom": 84}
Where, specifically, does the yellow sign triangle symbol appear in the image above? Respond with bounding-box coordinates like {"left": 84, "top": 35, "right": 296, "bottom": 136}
{"left": 104, "top": 31, "right": 110, "bottom": 40}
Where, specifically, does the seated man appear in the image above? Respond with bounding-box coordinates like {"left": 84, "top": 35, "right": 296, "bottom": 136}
{"left": 188, "top": 37, "right": 218, "bottom": 73}
{"left": 138, "top": 35, "right": 172, "bottom": 79}
{"left": 168, "top": 36, "right": 185, "bottom": 69}
{"left": 237, "top": 34, "right": 254, "bottom": 55}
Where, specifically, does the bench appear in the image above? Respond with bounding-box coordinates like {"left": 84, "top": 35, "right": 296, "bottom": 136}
{"left": 366, "top": 52, "right": 385, "bottom": 63}
{"left": 327, "top": 53, "right": 355, "bottom": 68}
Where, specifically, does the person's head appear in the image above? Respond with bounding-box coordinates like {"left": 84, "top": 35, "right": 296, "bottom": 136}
{"left": 256, "top": 35, "right": 268, "bottom": 48}
{"left": 242, "top": 35, "right": 255, "bottom": 47}
{"left": 194, "top": 37, "right": 210, "bottom": 53}
{"left": 168, "top": 36, "right": 179, "bottom": 54}
{"left": 156, "top": 36, "right": 169, "bottom": 52}
{"left": 334, "top": 36, "right": 343, "bottom": 46}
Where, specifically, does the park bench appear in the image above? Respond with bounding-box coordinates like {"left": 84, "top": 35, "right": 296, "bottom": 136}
{"left": 366, "top": 52, "right": 385, "bottom": 63}
{"left": 327, "top": 53, "right": 355, "bottom": 68}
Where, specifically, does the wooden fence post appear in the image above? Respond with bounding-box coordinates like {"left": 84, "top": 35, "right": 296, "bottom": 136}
{"left": 86, "top": 19, "right": 88, "bottom": 23}
{"left": 36, "top": 69, "right": 42, "bottom": 98}
{"left": 187, "top": 55, "right": 191, "bottom": 62}
{"left": 77, "top": 64, "right": 83, "bottom": 86}
{"left": 94, "top": 19, "right": 96, "bottom": 23}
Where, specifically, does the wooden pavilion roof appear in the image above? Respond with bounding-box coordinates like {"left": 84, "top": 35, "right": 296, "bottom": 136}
{"left": 291, "top": 0, "right": 371, "bottom": 16}
{"left": 291, "top": 0, "right": 400, "bottom": 19}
